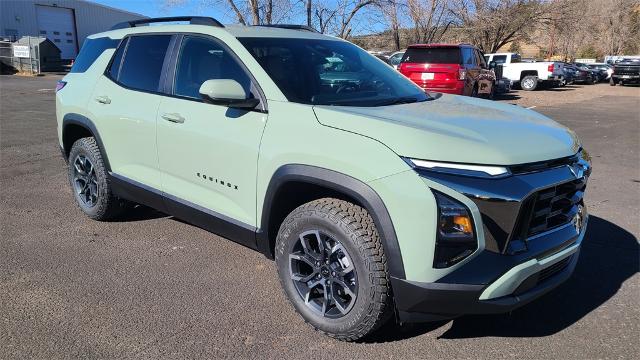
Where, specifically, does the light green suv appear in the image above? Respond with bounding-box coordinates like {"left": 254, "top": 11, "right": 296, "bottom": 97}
{"left": 56, "top": 17, "right": 591, "bottom": 341}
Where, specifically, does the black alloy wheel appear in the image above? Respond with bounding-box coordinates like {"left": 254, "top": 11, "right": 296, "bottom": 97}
{"left": 289, "top": 230, "right": 358, "bottom": 318}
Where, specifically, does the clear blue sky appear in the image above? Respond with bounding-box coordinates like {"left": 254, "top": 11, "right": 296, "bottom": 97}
{"left": 91, "top": 0, "right": 228, "bottom": 20}
{"left": 89, "top": 0, "right": 383, "bottom": 34}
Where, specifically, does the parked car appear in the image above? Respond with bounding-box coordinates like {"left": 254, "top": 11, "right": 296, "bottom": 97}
{"left": 56, "top": 17, "right": 591, "bottom": 341}
{"left": 485, "top": 52, "right": 565, "bottom": 91}
{"left": 610, "top": 58, "right": 640, "bottom": 86}
{"left": 564, "top": 63, "right": 595, "bottom": 84}
{"left": 387, "top": 50, "right": 404, "bottom": 69}
{"left": 574, "top": 63, "right": 600, "bottom": 84}
{"left": 580, "top": 63, "right": 607, "bottom": 82}
{"left": 398, "top": 43, "right": 496, "bottom": 98}
{"left": 588, "top": 63, "right": 613, "bottom": 80}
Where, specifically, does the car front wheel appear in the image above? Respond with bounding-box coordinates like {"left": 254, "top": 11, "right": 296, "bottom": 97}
{"left": 275, "top": 198, "right": 392, "bottom": 341}
{"left": 67, "top": 137, "right": 126, "bottom": 220}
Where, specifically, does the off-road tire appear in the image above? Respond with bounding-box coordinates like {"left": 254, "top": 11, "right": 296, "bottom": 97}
{"left": 68, "top": 137, "right": 126, "bottom": 220}
{"left": 521, "top": 75, "right": 538, "bottom": 91}
{"left": 275, "top": 198, "right": 393, "bottom": 341}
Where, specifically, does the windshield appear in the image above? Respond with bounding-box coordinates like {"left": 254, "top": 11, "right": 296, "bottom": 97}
{"left": 239, "top": 37, "right": 428, "bottom": 106}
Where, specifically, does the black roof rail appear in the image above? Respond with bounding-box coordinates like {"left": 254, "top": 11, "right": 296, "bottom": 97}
{"left": 254, "top": 24, "right": 319, "bottom": 33}
{"left": 111, "top": 16, "right": 224, "bottom": 30}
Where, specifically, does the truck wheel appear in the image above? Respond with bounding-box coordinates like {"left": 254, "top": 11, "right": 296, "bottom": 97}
{"left": 275, "top": 198, "right": 392, "bottom": 341}
{"left": 521, "top": 75, "right": 538, "bottom": 91}
{"left": 67, "top": 137, "right": 126, "bottom": 220}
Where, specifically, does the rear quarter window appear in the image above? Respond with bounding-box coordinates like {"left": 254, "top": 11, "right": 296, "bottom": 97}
{"left": 401, "top": 47, "right": 461, "bottom": 64}
{"left": 70, "top": 37, "right": 120, "bottom": 73}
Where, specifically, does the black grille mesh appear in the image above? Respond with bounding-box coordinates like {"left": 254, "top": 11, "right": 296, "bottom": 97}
{"left": 526, "top": 177, "right": 586, "bottom": 237}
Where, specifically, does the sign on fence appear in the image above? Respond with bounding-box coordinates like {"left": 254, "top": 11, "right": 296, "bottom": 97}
{"left": 12, "top": 45, "right": 30, "bottom": 58}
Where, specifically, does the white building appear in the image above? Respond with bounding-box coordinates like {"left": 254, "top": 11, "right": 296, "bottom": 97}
{"left": 0, "top": 0, "right": 146, "bottom": 59}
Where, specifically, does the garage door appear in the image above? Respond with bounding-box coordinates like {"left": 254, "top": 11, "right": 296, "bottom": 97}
{"left": 36, "top": 5, "right": 77, "bottom": 59}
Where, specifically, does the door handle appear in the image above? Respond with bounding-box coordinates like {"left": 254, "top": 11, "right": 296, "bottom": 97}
{"left": 95, "top": 96, "right": 111, "bottom": 104}
{"left": 161, "top": 113, "right": 185, "bottom": 124}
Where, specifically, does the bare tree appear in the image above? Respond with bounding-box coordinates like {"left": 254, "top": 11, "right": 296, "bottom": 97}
{"left": 379, "top": 1, "right": 401, "bottom": 50}
{"left": 451, "top": 0, "right": 544, "bottom": 53}
{"left": 406, "top": 0, "right": 452, "bottom": 44}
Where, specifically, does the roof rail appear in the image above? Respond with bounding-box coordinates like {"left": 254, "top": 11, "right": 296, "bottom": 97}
{"left": 254, "top": 24, "right": 319, "bottom": 33}
{"left": 111, "top": 16, "right": 224, "bottom": 30}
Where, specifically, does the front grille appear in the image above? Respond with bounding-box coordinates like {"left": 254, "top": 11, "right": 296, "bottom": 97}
{"left": 525, "top": 178, "right": 586, "bottom": 237}
{"left": 614, "top": 66, "right": 640, "bottom": 75}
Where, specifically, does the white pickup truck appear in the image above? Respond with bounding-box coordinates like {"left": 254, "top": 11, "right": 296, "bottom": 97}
{"left": 485, "top": 52, "right": 565, "bottom": 91}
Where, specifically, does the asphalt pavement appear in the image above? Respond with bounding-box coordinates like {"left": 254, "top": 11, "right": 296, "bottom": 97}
{"left": 1, "top": 75, "right": 639, "bottom": 359}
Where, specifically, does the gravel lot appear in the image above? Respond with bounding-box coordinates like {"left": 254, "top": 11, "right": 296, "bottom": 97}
{"left": 1, "top": 74, "right": 639, "bottom": 359}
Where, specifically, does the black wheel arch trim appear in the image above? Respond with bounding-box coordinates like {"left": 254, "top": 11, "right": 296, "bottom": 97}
{"left": 257, "top": 164, "right": 406, "bottom": 279}
{"left": 62, "top": 113, "right": 111, "bottom": 172}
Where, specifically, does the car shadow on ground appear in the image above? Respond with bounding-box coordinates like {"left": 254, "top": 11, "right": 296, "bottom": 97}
{"left": 116, "top": 204, "right": 168, "bottom": 222}
{"left": 364, "top": 215, "right": 638, "bottom": 343}
{"left": 494, "top": 93, "right": 521, "bottom": 101}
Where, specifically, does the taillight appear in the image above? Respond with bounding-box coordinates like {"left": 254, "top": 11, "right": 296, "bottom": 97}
{"left": 548, "top": 63, "right": 554, "bottom": 72}
{"left": 55, "top": 81, "right": 67, "bottom": 92}
{"left": 458, "top": 69, "right": 466, "bottom": 80}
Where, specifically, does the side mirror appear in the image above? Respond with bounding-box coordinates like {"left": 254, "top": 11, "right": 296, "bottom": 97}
{"left": 199, "top": 79, "right": 260, "bottom": 109}
{"left": 489, "top": 61, "right": 497, "bottom": 69}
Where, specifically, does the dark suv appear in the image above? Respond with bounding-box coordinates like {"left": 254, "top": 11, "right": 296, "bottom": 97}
{"left": 398, "top": 44, "right": 496, "bottom": 98}
{"left": 611, "top": 58, "right": 640, "bottom": 86}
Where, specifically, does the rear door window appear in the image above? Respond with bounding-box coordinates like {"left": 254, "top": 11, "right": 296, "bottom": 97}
{"left": 401, "top": 47, "right": 461, "bottom": 64}
{"left": 117, "top": 35, "right": 172, "bottom": 93}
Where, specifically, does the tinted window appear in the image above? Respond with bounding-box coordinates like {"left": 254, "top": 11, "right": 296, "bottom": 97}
{"left": 118, "top": 35, "right": 172, "bottom": 92}
{"left": 174, "top": 36, "right": 251, "bottom": 99}
{"left": 401, "top": 47, "right": 461, "bottom": 64}
{"left": 240, "top": 37, "right": 427, "bottom": 106}
{"left": 108, "top": 37, "right": 127, "bottom": 80}
{"left": 70, "top": 37, "right": 119, "bottom": 73}
{"left": 461, "top": 48, "right": 474, "bottom": 65}
{"left": 475, "top": 50, "right": 487, "bottom": 68}
{"left": 493, "top": 55, "right": 508, "bottom": 64}
{"left": 388, "top": 53, "right": 403, "bottom": 66}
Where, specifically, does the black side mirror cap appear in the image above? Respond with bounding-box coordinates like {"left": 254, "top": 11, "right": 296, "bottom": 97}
{"left": 201, "top": 94, "right": 260, "bottom": 109}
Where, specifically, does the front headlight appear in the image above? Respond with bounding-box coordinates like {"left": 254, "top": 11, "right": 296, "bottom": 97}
{"left": 433, "top": 191, "right": 478, "bottom": 268}
{"left": 405, "top": 158, "right": 510, "bottom": 178}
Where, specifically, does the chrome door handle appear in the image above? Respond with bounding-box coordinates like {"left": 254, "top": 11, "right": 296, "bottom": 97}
{"left": 161, "top": 113, "right": 185, "bottom": 124}
{"left": 95, "top": 96, "right": 111, "bottom": 104}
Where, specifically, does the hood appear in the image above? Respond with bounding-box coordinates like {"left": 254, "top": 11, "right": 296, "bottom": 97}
{"left": 313, "top": 94, "right": 580, "bottom": 165}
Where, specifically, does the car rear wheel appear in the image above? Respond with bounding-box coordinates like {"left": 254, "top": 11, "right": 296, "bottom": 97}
{"left": 275, "top": 198, "right": 392, "bottom": 341}
{"left": 521, "top": 75, "right": 538, "bottom": 91}
{"left": 68, "top": 137, "right": 127, "bottom": 220}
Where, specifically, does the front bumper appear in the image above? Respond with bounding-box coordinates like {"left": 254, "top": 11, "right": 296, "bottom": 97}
{"left": 392, "top": 220, "right": 585, "bottom": 322}
{"left": 612, "top": 74, "right": 640, "bottom": 82}
{"left": 393, "top": 152, "right": 591, "bottom": 322}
